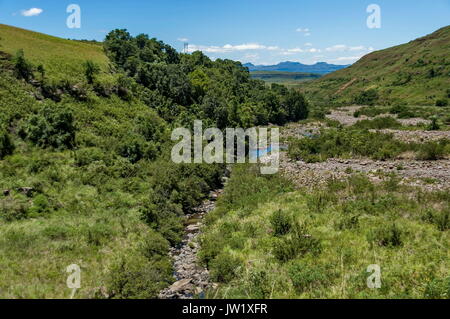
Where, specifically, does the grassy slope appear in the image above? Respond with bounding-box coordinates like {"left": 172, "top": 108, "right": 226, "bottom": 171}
{"left": 0, "top": 24, "right": 109, "bottom": 81}
{"left": 0, "top": 26, "right": 171, "bottom": 298}
{"left": 201, "top": 165, "right": 449, "bottom": 299}
{"left": 302, "top": 25, "right": 450, "bottom": 106}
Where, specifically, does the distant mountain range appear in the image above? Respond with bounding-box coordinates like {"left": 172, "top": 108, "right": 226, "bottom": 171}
{"left": 244, "top": 61, "right": 350, "bottom": 75}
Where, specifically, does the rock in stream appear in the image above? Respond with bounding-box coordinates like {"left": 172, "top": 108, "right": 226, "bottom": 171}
{"left": 158, "top": 189, "right": 223, "bottom": 299}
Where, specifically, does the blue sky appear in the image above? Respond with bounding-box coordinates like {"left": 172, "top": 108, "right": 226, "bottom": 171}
{"left": 1, "top": 0, "right": 449, "bottom": 65}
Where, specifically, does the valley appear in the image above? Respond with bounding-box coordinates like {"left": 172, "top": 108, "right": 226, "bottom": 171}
{"left": 0, "top": 21, "right": 448, "bottom": 300}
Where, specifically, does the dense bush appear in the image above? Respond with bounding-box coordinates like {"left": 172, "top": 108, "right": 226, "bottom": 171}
{"left": 352, "top": 117, "right": 402, "bottom": 130}
{"left": 427, "top": 116, "right": 441, "bottom": 131}
{"left": 270, "top": 210, "right": 292, "bottom": 236}
{"left": 389, "top": 104, "right": 415, "bottom": 119}
{"left": 83, "top": 60, "right": 100, "bottom": 84}
{"left": 272, "top": 233, "right": 322, "bottom": 262}
{"left": 368, "top": 223, "right": 403, "bottom": 247}
{"left": 272, "top": 223, "right": 321, "bottom": 263}
{"left": 416, "top": 141, "right": 447, "bottom": 160}
{"left": 354, "top": 106, "right": 386, "bottom": 118}
{"left": 209, "top": 252, "right": 243, "bottom": 283}
{"left": 287, "top": 128, "right": 405, "bottom": 162}
{"left": 354, "top": 89, "right": 379, "bottom": 106}
{"left": 288, "top": 262, "right": 332, "bottom": 293}
{"left": 107, "top": 254, "right": 173, "bottom": 299}
{"left": 22, "top": 105, "right": 76, "bottom": 149}
{"left": 140, "top": 161, "right": 224, "bottom": 245}
{"left": 13, "top": 49, "right": 34, "bottom": 81}
{"left": 0, "top": 129, "right": 14, "bottom": 159}
{"left": 436, "top": 99, "right": 449, "bottom": 107}
{"left": 422, "top": 209, "right": 449, "bottom": 231}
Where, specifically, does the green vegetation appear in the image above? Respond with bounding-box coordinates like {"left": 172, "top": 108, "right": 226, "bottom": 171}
{"left": 0, "top": 24, "right": 109, "bottom": 82}
{"left": 352, "top": 117, "right": 402, "bottom": 130}
{"left": 0, "top": 23, "right": 312, "bottom": 298}
{"left": 302, "top": 26, "right": 450, "bottom": 107}
{"left": 1, "top": 22, "right": 449, "bottom": 300}
{"left": 201, "top": 165, "right": 449, "bottom": 298}
{"left": 287, "top": 128, "right": 450, "bottom": 163}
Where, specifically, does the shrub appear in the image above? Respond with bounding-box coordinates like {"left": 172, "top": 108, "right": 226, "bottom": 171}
{"left": 309, "top": 109, "right": 326, "bottom": 120}
{"left": 272, "top": 225, "right": 322, "bottom": 263}
{"left": 334, "top": 214, "right": 360, "bottom": 230}
{"left": 270, "top": 210, "right": 292, "bottom": 236}
{"left": 84, "top": 60, "right": 101, "bottom": 84}
{"left": 422, "top": 209, "right": 449, "bottom": 231}
{"left": 139, "top": 231, "right": 170, "bottom": 261}
{"left": 23, "top": 105, "right": 76, "bottom": 149}
{"left": 389, "top": 104, "right": 415, "bottom": 118}
{"left": 368, "top": 223, "right": 403, "bottom": 247}
{"left": 117, "top": 136, "right": 145, "bottom": 163}
{"left": 0, "top": 196, "right": 29, "bottom": 221}
{"left": 307, "top": 191, "right": 336, "bottom": 213}
{"left": 198, "top": 234, "right": 227, "bottom": 266}
{"left": 416, "top": 141, "right": 446, "bottom": 161}
{"left": 427, "top": 117, "right": 440, "bottom": 131}
{"left": 0, "top": 129, "right": 14, "bottom": 159}
{"left": 354, "top": 106, "right": 385, "bottom": 118}
{"left": 13, "top": 49, "right": 34, "bottom": 81}
{"left": 272, "top": 235, "right": 322, "bottom": 263}
{"left": 436, "top": 99, "right": 448, "bottom": 107}
{"left": 75, "top": 147, "right": 108, "bottom": 166}
{"left": 288, "top": 262, "right": 332, "bottom": 293}
{"left": 353, "top": 117, "right": 402, "bottom": 130}
{"left": 354, "top": 89, "right": 379, "bottom": 106}
{"left": 107, "top": 255, "right": 173, "bottom": 299}
{"left": 246, "top": 270, "right": 271, "bottom": 299}
{"left": 28, "top": 194, "right": 52, "bottom": 216}
{"left": 209, "top": 252, "right": 243, "bottom": 283}
{"left": 287, "top": 128, "right": 404, "bottom": 163}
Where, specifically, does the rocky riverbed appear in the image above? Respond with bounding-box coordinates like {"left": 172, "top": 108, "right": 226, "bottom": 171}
{"left": 158, "top": 189, "right": 223, "bottom": 299}
{"left": 280, "top": 151, "right": 450, "bottom": 192}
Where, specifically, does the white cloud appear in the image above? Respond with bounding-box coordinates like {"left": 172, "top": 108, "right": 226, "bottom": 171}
{"left": 304, "top": 42, "right": 313, "bottom": 47}
{"left": 177, "top": 37, "right": 189, "bottom": 42}
{"left": 296, "top": 28, "right": 311, "bottom": 37}
{"left": 326, "top": 44, "right": 348, "bottom": 52}
{"left": 21, "top": 8, "right": 43, "bottom": 17}
{"left": 329, "top": 55, "right": 364, "bottom": 63}
{"left": 326, "top": 44, "right": 374, "bottom": 52}
{"left": 187, "top": 43, "right": 279, "bottom": 53}
{"left": 287, "top": 48, "right": 304, "bottom": 53}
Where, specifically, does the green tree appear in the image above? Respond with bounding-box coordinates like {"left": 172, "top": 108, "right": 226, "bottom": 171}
{"left": 13, "top": 49, "right": 34, "bottom": 81}
{"left": 284, "top": 90, "right": 309, "bottom": 122}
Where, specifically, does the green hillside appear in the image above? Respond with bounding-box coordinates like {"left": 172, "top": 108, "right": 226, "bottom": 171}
{"left": 0, "top": 25, "right": 309, "bottom": 298}
{"left": 0, "top": 24, "right": 109, "bottom": 81}
{"left": 303, "top": 26, "right": 450, "bottom": 107}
